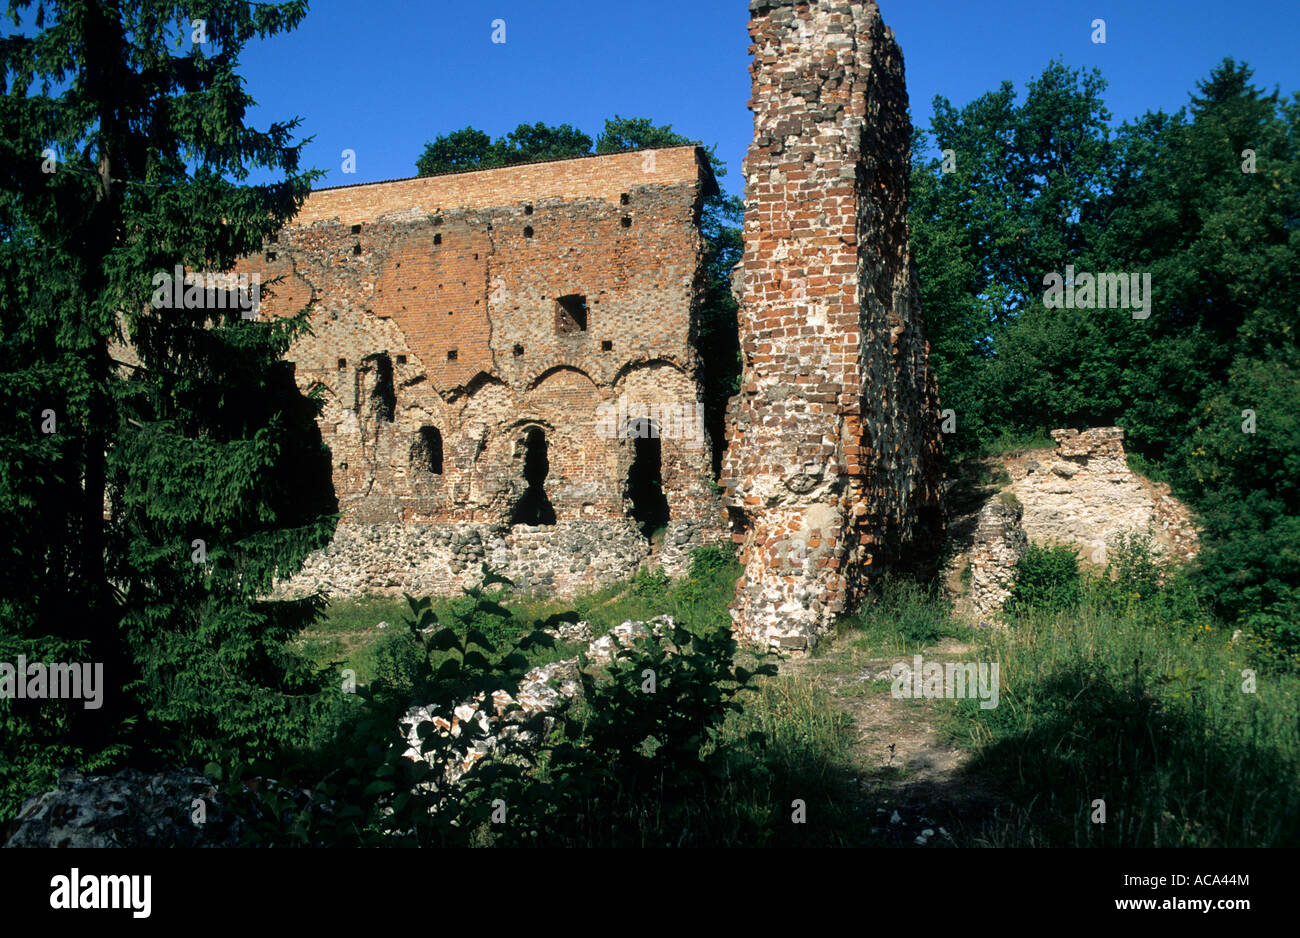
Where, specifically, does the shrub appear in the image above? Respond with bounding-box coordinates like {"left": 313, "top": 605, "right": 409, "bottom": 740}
{"left": 225, "top": 564, "right": 775, "bottom": 847}
{"left": 689, "top": 542, "right": 736, "bottom": 579}
{"left": 1006, "top": 544, "right": 1082, "bottom": 615}
{"left": 631, "top": 565, "right": 671, "bottom": 598}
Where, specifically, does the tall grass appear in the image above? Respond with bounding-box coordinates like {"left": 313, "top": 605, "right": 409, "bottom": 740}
{"left": 943, "top": 581, "right": 1300, "bottom": 846}
{"left": 836, "top": 575, "right": 971, "bottom": 653}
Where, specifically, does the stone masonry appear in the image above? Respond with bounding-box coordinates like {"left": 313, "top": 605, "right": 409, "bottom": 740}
{"left": 952, "top": 427, "right": 1201, "bottom": 617}
{"left": 227, "top": 147, "right": 723, "bottom": 597}
{"left": 1010, "top": 428, "right": 1200, "bottom": 565}
{"left": 722, "top": 0, "right": 944, "bottom": 651}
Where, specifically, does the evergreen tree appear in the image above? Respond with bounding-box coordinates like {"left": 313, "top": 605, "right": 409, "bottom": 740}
{"left": 0, "top": 0, "right": 337, "bottom": 818}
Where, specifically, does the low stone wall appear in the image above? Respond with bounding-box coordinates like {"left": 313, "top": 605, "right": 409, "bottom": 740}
{"left": 274, "top": 517, "right": 717, "bottom": 598}
{"left": 1011, "top": 428, "right": 1199, "bottom": 565}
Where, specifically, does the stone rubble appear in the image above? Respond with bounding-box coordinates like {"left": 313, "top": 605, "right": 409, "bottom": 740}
{"left": 5, "top": 768, "right": 243, "bottom": 848}
{"left": 399, "top": 616, "right": 675, "bottom": 787}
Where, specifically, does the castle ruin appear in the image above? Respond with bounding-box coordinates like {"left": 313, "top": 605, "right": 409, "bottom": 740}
{"left": 721, "top": 0, "right": 944, "bottom": 650}
{"left": 230, "top": 146, "right": 724, "bottom": 598}
{"left": 210, "top": 0, "right": 941, "bottom": 650}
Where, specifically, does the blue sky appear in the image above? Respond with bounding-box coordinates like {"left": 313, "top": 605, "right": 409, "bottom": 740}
{"left": 235, "top": 0, "right": 1300, "bottom": 198}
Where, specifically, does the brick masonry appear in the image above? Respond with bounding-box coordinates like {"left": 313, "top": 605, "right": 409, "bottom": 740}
{"left": 721, "top": 0, "right": 944, "bottom": 651}
{"left": 222, "top": 146, "right": 724, "bottom": 597}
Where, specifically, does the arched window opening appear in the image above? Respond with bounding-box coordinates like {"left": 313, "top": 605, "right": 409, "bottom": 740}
{"left": 511, "top": 427, "right": 556, "bottom": 526}
{"left": 626, "top": 418, "right": 669, "bottom": 540}
{"left": 412, "top": 426, "right": 443, "bottom": 475}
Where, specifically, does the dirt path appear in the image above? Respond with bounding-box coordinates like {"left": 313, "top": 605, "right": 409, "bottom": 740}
{"left": 779, "top": 634, "right": 1006, "bottom": 845}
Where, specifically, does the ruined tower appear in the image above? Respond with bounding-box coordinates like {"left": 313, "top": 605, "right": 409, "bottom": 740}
{"left": 722, "top": 0, "right": 944, "bottom": 651}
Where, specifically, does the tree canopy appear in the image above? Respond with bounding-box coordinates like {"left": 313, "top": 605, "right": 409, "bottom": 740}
{"left": 0, "top": 0, "right": 338, "bottom": 817}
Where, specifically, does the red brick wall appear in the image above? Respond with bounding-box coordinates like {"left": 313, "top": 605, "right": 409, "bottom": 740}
{"left": 223, "top": 146, "right": 722, "bottom": 576}
{"left": 723, "top": 0, "right": 944, "bottom": 651}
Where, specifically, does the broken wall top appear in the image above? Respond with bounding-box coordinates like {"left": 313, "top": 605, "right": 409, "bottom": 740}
{"left": 292, "top": 146, "right": 716, "bottom": 226}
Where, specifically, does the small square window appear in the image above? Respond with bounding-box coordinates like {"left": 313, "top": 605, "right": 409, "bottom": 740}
{"left": 524, "top": 204, "right": 533, "bottom": 215}
{"left": 513, "top": 344, "right": 524, "bottom": 357}
{"left": 620, "top": 193, "right": 630, "bottom": 205}
{"left": 396, "top": 354, "right": 407, "bottom": 365}
{"left": 352, "top": 244, "right": 362, "bottom": 255}
{"left": 350, "top": 224, "right": 361, "bottom": 234}
{"left": 601, "top": 340, "right": 613, "bottom": 351}
{"left": 447, "top": 349, "right": 457, "bottom": 361}
{"left": 433, "top": 233, "right": 442, "bottom": 245}
{"left": 266, "top": 251, "right": 276, "bottom": 261}
{"left": 337, "top": 358, "right": 347, "bottom": 370}
{"left": 523, "top": 226, "right": 534, "bottom": 238}
{"left": 555, "top": 294, "right": 588, "bottom": 334}
{"left": 620, "top": 216, "right": 632, "bottom": 228}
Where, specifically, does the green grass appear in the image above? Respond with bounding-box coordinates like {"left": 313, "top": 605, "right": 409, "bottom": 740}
{"left": 833, "top": 575, "right": 972, "bottom": 654}
{"left": 280, "top": 547, "right": 1300, "bottom": 847}
{"left": 982, "top": 428, "right": 1058, "bottom": 456}
{"left": 941, "top": 581, "right": 1300, "bottom": 846}
{"left": 295, "top": 550, "right": 745, "bottom": 688}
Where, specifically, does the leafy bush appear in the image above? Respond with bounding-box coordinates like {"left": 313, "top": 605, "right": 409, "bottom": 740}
{"left": 1006, "top": 544, "right": 1082, "bottom": 615}
{"left": 224, "top": 564, "right": 775, "bottom": 847}
{"left": 631, "top": 565, "right": 671, "bottom": 598}
{"left": 689, "top": 542, "right": 736, "bottom": 579}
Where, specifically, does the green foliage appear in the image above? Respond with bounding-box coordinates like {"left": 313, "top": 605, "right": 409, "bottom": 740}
{"left": 631, "top": 564, "right": 671, "bottom": 597}
{"left": 689, "top": 542, "right": 737, "bottom": 579}
{"left": 843, "top": 575, "right": 962, "bottom": 650}
{"left": 411, "top": 126, "right": 496, "bottom": 175}
{"left": 1006, "top": 544, "right": 1082, "bottom": 615}
{"left": 222, "top": 564, "right": 778, "bottom": 847}
{"left": 491, "top": 620, "right": 776, "bottom": 846}
{"left": 414, "top": 122, "right": 592, "bottom": 175}
{"left": 943, "top": 578, "right": 1300, "bottom": 846}
{"left": 0, "top": 0, "right": 335, "bottom": 821}
{"left": 913, "top": 57, "right": 1300, "bottom": 645}
{"left": 1104, "top": 533, "right": 1163, "bottom": 600}
{"left": 911, "top": 61, "right": 1115, "bottom": 459}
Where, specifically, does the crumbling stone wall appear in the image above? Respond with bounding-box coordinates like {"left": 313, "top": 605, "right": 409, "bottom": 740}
{"left": 1011, "top": 428, "right": 1200, "bottom": 564}
{"left": 948, "top": 427, "right": 1202, "bottom": 618}
{"left": 722, "top": 0, "right": 944, "bottom": 651}
{"left": 966, "top": 498, "right": 1029, "bottom": 617}
{"left": 226, "top": 147, "right": 722, "bottom": 597}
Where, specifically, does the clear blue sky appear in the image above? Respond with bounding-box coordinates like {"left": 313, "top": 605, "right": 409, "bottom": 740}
{"left": 236, "top": 0, "right": 1300, "bottom": 198}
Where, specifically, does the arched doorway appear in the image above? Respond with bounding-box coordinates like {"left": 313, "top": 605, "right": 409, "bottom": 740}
{"left": 510, "top": 426, "right": 556, "bottom": 526}
{"left": 625, "top": 418, "right": 669, "bottom": 540}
